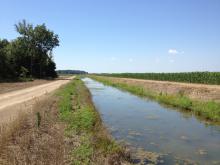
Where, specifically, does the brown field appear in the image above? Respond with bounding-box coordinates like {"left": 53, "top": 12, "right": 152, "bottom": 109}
{"left": 104, "top": 77, "right": 220, "bottom": 102}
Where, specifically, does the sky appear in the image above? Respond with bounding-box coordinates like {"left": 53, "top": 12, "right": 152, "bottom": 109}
{"left": 0, "top": 0, "right": 220, "bottom": 73}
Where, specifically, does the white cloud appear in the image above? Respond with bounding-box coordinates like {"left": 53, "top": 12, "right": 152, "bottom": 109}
{"left": 168, "top": 49, "right": 178, "bottom": 55}
{"left": 168, "top": 49, "right": 184, "bottom": 55}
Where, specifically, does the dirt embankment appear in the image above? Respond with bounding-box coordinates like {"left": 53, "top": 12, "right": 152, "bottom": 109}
{"left": 106, "top": 77, "right": 220, "bottom": 102}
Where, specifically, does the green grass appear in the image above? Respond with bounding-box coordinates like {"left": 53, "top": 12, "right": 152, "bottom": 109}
{"left": 57, "top": 78, "right": 126, "bottom": 164}
{"left": 90, "top": 76, "right": 220, "bottom": 122}
{"left": 71, "top": 135, "right": 93, "bottom": 165}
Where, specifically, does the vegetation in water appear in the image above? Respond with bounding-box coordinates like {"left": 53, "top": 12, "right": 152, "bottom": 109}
{"left": 100, "top": 72, "right": 220, "bottom": 85}
{"left": 90, "top": 76, "right": 220, "bottom": 122}
{"left": 57, "top": 78, "right": 128, "bottom": 164}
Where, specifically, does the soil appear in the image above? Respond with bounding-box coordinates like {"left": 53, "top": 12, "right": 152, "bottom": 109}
{"left": 0, "top": 80, "right": 52, "bottom": 94}
{"left": 0, "top": 76, "right": 74, "bottom": 125}
{"left": 107, "top": 77, "right": 220, "bottom": 102}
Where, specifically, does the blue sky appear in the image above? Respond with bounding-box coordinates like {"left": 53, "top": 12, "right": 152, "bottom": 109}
{"left": 0, "top": 0, "right": 220, "bottom": 73}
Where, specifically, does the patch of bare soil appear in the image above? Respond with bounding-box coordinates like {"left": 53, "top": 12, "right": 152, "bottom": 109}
{"left": 108, "top": 77, "right": 220, "bottom": 102}
{"left": 0, "top": 80, "right": 52, "bottom": 94}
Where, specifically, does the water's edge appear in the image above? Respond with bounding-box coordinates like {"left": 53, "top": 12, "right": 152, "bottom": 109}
{"left": 83, "top": 78, "right": 220, "bottom": 165}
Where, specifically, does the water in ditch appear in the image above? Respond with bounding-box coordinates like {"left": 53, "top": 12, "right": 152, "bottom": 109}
{"left": 83, "top": 78, "right": 220, "bottom": 165}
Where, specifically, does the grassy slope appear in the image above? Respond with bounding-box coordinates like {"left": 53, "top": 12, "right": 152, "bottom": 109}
{"left": 57, "top": 78, "right": 129, "bottom": 164}
{"left": 90, "top": 76, "right": 220, "bottom": 123}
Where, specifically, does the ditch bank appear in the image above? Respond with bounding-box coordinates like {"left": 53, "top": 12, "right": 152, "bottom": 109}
{"left": 84, "top": 77, "right": 220, "bottom": 165}
{"left": 0, "top": 78, "right": 130, "bottom": 165}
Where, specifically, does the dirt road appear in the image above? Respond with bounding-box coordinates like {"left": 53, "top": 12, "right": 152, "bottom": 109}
{"left": 0, "top": 79, "right": 54, "bottom": 94}
{"left": 0, "top": 77, "right": 74, "bottom": 124}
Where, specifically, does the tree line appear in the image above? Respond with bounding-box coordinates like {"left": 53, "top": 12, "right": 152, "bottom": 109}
{"left": 0, "top": 20, "right": 59, "bottom": 80}
{"left": 57, "top": 70, "right": 88, "bottom": 75}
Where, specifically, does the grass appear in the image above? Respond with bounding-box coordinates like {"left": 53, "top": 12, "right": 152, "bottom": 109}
{"left": 90, "top": 75, "right": 220, "bottom": 123}
{"left": 57, "top": 77, "right": 129, "bottom": 164}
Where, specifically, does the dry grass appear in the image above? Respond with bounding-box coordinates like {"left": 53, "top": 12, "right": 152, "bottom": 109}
{"left": 0, "top": 95, "right": 66, "bottom": 165}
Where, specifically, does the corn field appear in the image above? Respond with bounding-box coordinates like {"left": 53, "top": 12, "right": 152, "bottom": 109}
{"left": 100, "top": 72, "right": 220, "bottom": 85}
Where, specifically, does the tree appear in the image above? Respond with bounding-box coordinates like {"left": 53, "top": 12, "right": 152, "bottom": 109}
{"left": 20, "top": 66, "right": 29, "bottom": 78}
{"left": 0, "top": 39, "right": 10, "bottom": 78}
{"left": 31, "top": 24, "right": 59, "bottom": 78}
{"left": 46, "top": 55, "right": 57, "bottom": 78}
{"left": 14, "top": 20, "right": 59, "bottom": 78}
{"left": 33, "top": 24, "right": 59, "bottom": 52}
{"left": 0, "top": 20, "right": 59, "bottom": 80}
{"left": 14, "top": 20, "right": 34, "bottom": 76}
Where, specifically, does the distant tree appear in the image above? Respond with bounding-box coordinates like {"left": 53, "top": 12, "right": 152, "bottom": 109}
{"left": 56, "top": 70, "right": 88, "bottom": 75}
